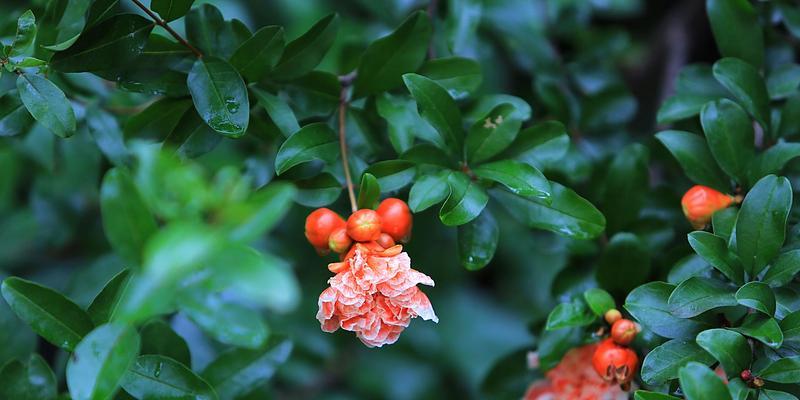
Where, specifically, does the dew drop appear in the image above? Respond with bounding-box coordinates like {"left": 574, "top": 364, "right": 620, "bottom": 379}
{"left": 225, "top": 97, "right": 239, "bottom": 113}
{"left": 154, "top": 362, "right": 163, "bottom": 378}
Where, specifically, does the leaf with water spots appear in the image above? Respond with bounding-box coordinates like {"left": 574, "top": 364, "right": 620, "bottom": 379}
{"left": 188, "top": 56, "right": 249, "bottom": 138}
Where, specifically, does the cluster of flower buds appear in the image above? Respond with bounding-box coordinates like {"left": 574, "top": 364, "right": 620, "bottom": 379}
{"left": 591, "top": 309, "right": 641, "bottom": 389}
{"left": 681, "top": 185, "right": 738, "bottom": 229}
{"left": 305, "top": 199, "right": 437, "bottom": 347}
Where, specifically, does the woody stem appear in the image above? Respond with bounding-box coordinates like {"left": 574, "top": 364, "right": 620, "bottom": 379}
{"left": 338, "top": 72, "right": 358, "bottom": 213}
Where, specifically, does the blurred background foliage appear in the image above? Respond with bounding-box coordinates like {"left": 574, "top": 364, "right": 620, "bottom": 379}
{"left": 0, "top": 0, "right": 779, "bottom": 398}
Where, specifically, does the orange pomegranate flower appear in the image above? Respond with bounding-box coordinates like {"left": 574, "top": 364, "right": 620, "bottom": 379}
{"left": 316, "top": 243, "right": 437, "bottom": 347}
{"left": 525, "top": 344, "right": 628, "bottom": 400}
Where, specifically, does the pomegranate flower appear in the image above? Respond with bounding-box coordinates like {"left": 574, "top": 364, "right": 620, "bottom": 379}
{"left": 525, "top": 344, "right": 628, "bottom": 400}
{"left": 316, "top": 243, "right": 437, "bottom": 347}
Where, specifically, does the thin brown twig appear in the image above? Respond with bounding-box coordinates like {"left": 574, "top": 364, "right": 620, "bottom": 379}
{"left": 338, "top": 72, "right": 358, "bottom": 213}
{"left": 129, "top": 0, "right": 203, "bottom": 58}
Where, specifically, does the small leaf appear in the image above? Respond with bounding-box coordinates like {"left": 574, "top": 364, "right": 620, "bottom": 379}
{"left": 500, "top": 120, "right": 569, "bottom": 166}
{"left": 16, "top": 74, "right": 76, "bottom": 138}
{"left": 67, "top": 323, "right": 140, "bottom": 400}
{"left": 679, "top": 362, "right": 732, "bottom": 400}
{"left": 735, "top": 175, "right": 792, "bottom": 276}
{"left": 272, "top": 13, "right": 339, "bottom": 80}
{"left": 688, "top": 231, "right": 744, "bottom": 285}
{"left": 100, "top": 169, "right": 158, "bottom": 266}
{"left": 274, "top": 122, "right": 338, "bottom": 175}
{"left": 747, "top": 141, "right": 800, "bottom": 188}
{"left": 706, "top": 0, "right": 764, "bottom": 68}
{"left": 408, "top": 171, "right": 451, "bottom": 212}
{"left": 625, "top": 282, "right": 712, "bottom": 339}
{"left": 418, "top": 57, "right": 482, "bottom": 99}
{"left": 465, "top": 103, "right": 522, "bottom": 164}
{"left": 1, "top": 277, "right": 94, "bottom": 351}
{"left": 201, "top": 336, "right": 292, "bottom": 400}
{"left": 185, "top": 4, "right": 236, "bottom": 58}
{"left": 121, "top": 355, "right": 217, "bottom": 400}
{"left": 781, "top": 310, "right": 800, "bottom": 342}
{"left": 188, "top": 56, "right": 250, "bottom": 137}
{"left": 439, "top": 172, "right": 488, "bottom": 226}
{"left": 655, "top": 130, "right": 729, "bottom": 191}
{"left": 730, "top": 313, "right": 783, "bottom": 349}
{"left": 9, "top": 10, "right": 36, "bottom": 58}
{"left": 583, "top": 288, "right": 615, "bottom": 317}
{"left": 760, "top": 390, "right": 799, "bottom": 400}
{"left": 251, "top": 87, "right": 299, "bottom": 138}
{"left": 87, "top": 269, "right": 131, "bottom": 326}
{"left": 700, "top": 99, "right": 755, "bottom": 184}
{"left": 668, "top": 277, "right": 737, "bottom": 318}
{"left": 403, "top": 73, "right": 464, "bottom": 155}
{"left": 713, "top": 58, "right": 770, "bottom": 130}
{"left": 363, "top": 160, "right": 416, "bottom": 192}
{"left": 545, "top": 298, "right": 596, "bottom": 330}
{"left": 758, "top": 357, "right": 800, "bottom": 384}
{"left": 357, "top": 173, "right": 380, "bottom": 210}
{"left": 695, "top": 329, "right": 751, "bottom": 378}
{"left": 140, "top": 319, "right": 191, "bottom": 366}
{"left": 457, "top": 209, "right": 498, "bottom": 270}
{"left": 735, "top": 281, "right": 775, "bottom": 316}
{"left": 230, "top": 26, "right": 284, "bottom": 82}
{"left": 640, "top": 339, "right": 714, "bottom": 385}
{"left": 151, "top": 0, "right": 195, "bottom": 22}
{"left": 473, "top": 159, "right": 550, "bottom": 200}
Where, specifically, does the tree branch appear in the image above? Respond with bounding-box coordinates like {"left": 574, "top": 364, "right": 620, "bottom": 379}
{"left": 129, "top": 0, "right": 203, "bottom": 58}
{"left": 338, "top": 72, "right": 358, "bottom": 213}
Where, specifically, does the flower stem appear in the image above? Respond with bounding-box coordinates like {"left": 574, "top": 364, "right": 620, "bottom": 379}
{"left": 129, "top": 0, "right": 203, "bottom": 58}
{"left": 338, "top": 72, "right": 358, "bottom": 213}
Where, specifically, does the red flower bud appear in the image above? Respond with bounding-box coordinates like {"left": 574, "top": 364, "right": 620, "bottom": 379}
{"left": 328, "top": 227, "right": 352, "bottom": 254}
{"left": 740, "top": 369, "right": 753, "bottom": 381}
{"left": 346, "top": 209, "right": 382, "bottom": 242}
{"left": 376, "top": 233, "right": 396, "bottom": 249}
{"left": 681, "top": 185, "right": 734, "bottom": 229}
{"left": 305, "top": 208, "right": 345, "bottom": 250}
{"left": 376, "top": 198, "right": 413, "bottom": 242}
{"left": 592, "top": 339, "right": 639, "bottom": 384}
{"left": 610, "top": 319, "right": 638, "bottom": 346}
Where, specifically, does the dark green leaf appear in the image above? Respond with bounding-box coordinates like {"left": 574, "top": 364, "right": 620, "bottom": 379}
{"left": 624, "top": 282, "right": 712, "bottom": 339}
{"left": 294, "top": 173, "right": 341, "bottom": 207}
{"left": 545, "top": 298, "right": 595, "bottom": 330}
{"left": 473, "top": 160, "right": 550, "bottom": 201}
{"left": 185, "top": 4, "right": 237, "bottom": 58}
{"left": 688, "top": 231, "right": 744, "bottom": 285}
{"left": 641, "top": 339, "right": 714, "bottom": 385}
{"left": 121, "top": 355, "right": 216, "bottom": 400}
{"left": 758, "top": 357, "right": 800, "bottom": 384}
{"left": 251, "top": 87, "right": 299, "bottom": 138}
{"left": 403, "top": 73, "right": 464, "bottom": 155}
{"left": 731, "top": 313, "right": 783, "bottom": 349}
{"left": 655, "top": 130, "right": 729, "bottom": 191}
{"left": 767, "top": 64, "right": 800, "bottom": 100}
{"left": 0, "top": 355, "right": 57, "bottom": 400}
{"left": 735, "top": 281, "right": 775, "bottom": 316}
{"left": 700, "top": 99, "right": 755, "bottom": 183}
{"left": 87, "top": 269, "right": 131, "bottom": 326}
{"left": 735, "top": 175, "right": 792, "bottom": 276}
{"left": 668, "top": 277, "right": 737, "bottom": 318}
{"left": 363, "top": 160, "right": 416, "bottom": 192}
{"left": 457, "top": 209, "right": 498, "bottom": 270}
{"left": 500, "top": 120, "right": 569, "bottom": 166}
{"left": 408, "top": 171, "right": 451, "bottom": 212}
{"left": 152, "top": 0, "right": 195, "bottom": 22}
{"left": 695, "top": 329, "right": 751, "bottom": 377}
{"left": 16, "top": 74, "right": 76, "bottom": 138}
{"left": 439, "top": 172, "right": 488, "bottom": 226}
{"left": 274, "top": 122, "right": 338, "bottom": 175}
{"left": 583, "top": 288, "right": 615, "bottom": 316}
{"left": 188, "top": 56, "right": 249, "bottom": 137}
{"left": 712, "top": 207, "right": 738, "bottom": 241}
{"left": 140, "top": 319, "right": 191, "bottom": 366}
{"left": 596, "top": 232, "right": 651, "bottom": 295}
{"left": 466, "top": 94, "right": 532, "bottom": 123}
{"left": 100, "top": 169, "right": 158, "bottom": 266}
{"left": 599, "top": 143, "right": 650, "bottom": 233}
{"left": 9, "top": 10, "right": 36, "bottom": 58}
{"left": 760, "top": 390, "right": 799, "bottom": 400}
{"left": 272, "top": 13, "right": 339, "bottom": 80}
{"left": 1, "top": 277, "right": 94, "bottom": 351}
{"left": 747, "top": 142, "right": 800, "bottom": 186}
{"left": 376, "top": 93, "right": 438, "bottom": 153}
{"left": 418, "top": 57, "right": 482, "bottom": 100}
{"left": 713, "top": 58, "right": 770, "bottom": 130}
{"left": 781, "top": 310, "right": 800, "bottom": 342}
{"left": 678, "top": 362, "right": 732, "bottom": 400}
{"left": 465, "top": 103, "right": 522, "bottom": 164}
{"left": 357, "top": 173, "right": 380, "bottom": 210}
{"left": 201, "top": 336, "right": 292, "bottom": 400}
{"left": 706, "top": 0, "right": 764, "bottom": 68}
{"left": 67, "top": 323, "right": 140, "bottom": 400}
{"left": 0, "top": 90, "right": 33, "bottom": 137}
{"left": 353, "top": 11, "right": 431, "bottom": 97}
{"left": 230, "top": 26, "right": 284, "bottom": 82}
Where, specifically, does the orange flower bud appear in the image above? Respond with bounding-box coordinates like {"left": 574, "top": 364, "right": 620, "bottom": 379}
{"left": 610, "top": 319, "right": 638, "bottom": 345}
{"left": 376, "top": 198, "right": 413, "bottom": 242}
{"left": 592, "top": 339, "right": 639, "bottom": 384}
{"left": 305, "top": 208, "right": 345, "bottom": 250}
{"left": 681, "top": 185, "right": 734, "bottom": 229}
{"left": 328, "top": 227, "right": 352, "bottom": 253}
{"left": 346, "top": 209, "right": 382, "bottom": 242}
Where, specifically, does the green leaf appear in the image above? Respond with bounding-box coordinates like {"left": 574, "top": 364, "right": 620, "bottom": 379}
{"left": 759, "top": 357, "right": 800, "bottom": 384}
{"left": 760, "top": 390, "right": 799, "bottom": 400}
{"left": 124, "top": 97, "right": 192, "bottom": 140}
{"left": 545, "top": 298, "right": 596, "bottom": 330}
{"left": 473, "top": 159, "right": 550, "bottom": 201}
{"left": 357, "top": 173, "right": 380, "bottom": 210}
{"left": 494, "top": 182, "right": 605, "bottom": 240}
{"left": 624, "top": 282, "right": 712, "bottom": 339}
{"left": 668, "top": 277, "right": 737, "bottom": 318}
{"left": 185, "top": 4, "right": 236, "bottom": 58}
{"left": 640, "top": 339, "right": 714, "bottom": 385}
{"left": 781, "top": 310, "right": 800, "bottom": 342}
{"left": 50, "top": 14, "right": 153, "bottom": 73}
{"left": 713, "top": 58, "right": 770, "bottom": 131}
{"left": 655, "top": 130, "right": 729, "bottom": 191}
{"left": 735, "top": 175, "right": 792, "bottom": 276}
{"left": 0, "top": 90, "right": 33, "bottom": 137}
{"left": 583, "top": 288, "right": 615, "bottom": 316}
{"left": 657, "top": 64, "right": 729, "bottom": 124}
{"left": 37, "top": 0, "right": 91, "bottom": 51}
{"left": 100, "top": 169, "right": 158, "bottom": 266}
{"left": 121, "top": 355, "right": 217, "bottom": 400}
{"left": 67, "top": 323, "right": 140, "bottom": 400}
{"left": 230, "top": 26, "right": 284, "bottom": 82}
{"left": 465, "top": 103, "right": 522, "bottom": 164}
{"left": 376, "top": 93, "right": 438, "bottom": 153}
{"left": 728, "top": 377, "right": 754, "bottom": 400}
{"left": 735, "top": 281, "right": 775, "bottom": 316}
{"left": 457, "top": 209, "right": 498, "bottom": 270}
{"left": 251, "top": 87, "right": 299, "bottom": 138}
{"left": 0, "top": 355, "right": 57, "bottom": 400}
{"left": 445, "top": 0, "right": 481, "bottom": 56}
{"left": 706, "top": 0, "right": 764, "bottom": 68}
{"left": 363, "top": 160, "right": 416, "bottom": 192}
{"left": 730, "top": 313, "right": 783, "bottom": 349}
{"left": 87, "top": 269, "right": 131, "bottom": 326}
{"left": 599, "top": 143, "right": 650, "bottom": 233}
{"left": 679, "top": 362, "right": 732, "bottom": 400}
{"left": 1, "top": 277, "right": 94, "bottom": 351}
{"left": 294, "top": 173, "right": 342, "bottom": 207}
{"left": 403, "top": 73, "right": 464, "bottom": 155}
{"left": 177, "top": 291, "right": 269, "bottom": 349}
{"left": 767, "top": 64, "right": 800, "bottom": 100}
{"left": 466, "top": 94, "right": 532, "bottom": 123}
{"left": 439, "top": 172, "right": 488, "bottom": 226}
{"left": 152, "top": 0, "right": 195, "bottom": 22}
{"left": 201, "top": 336, "right": 292, "bottom": 400}
{"left": 86, "top": 0, "right": 119, "bottom": 28}
{"left": 418, "top": 57, "right": 482, "bottom": 100}
{"left": 695, "top": 329, "right": 751, "bottom": 378}
{"left": 688, "top": 231, "right": 744, "bottom": 285}
{"left": 9, "top": 10, "right": 36, "bottom": 58}
{"left": 408, "top": 171, "right": 451, "bottom": 212}
{"left": 747, "top": 142, "right": 800, "bottom": 188}
{"left": 274, "top": 122, "right": 338, "bottom": 175}
{"left": 188, "top": 56, "right": 249, "bottom": 137}
{"left": 499, "top": 120, "right": 569, "bottom": 166}
{"left": 272, "top": 13, "right": 339, "bottom": 80}
{"left": 712, "top": 207, "right": 738, "bottom": 241}
{"left": 219, "top": 182, "right": 296, "bottom": 243}
{"left": 596, "top": 232, "right": 651, "bottom": 295}
{"left": 140, "top": 319, "right": 191, "bottom": 366}
{"left": 634, "top": 391, "right": 681, "bottom": 400}
{"left": 401, "top": 144, "right": 455, "bottom": 168}
{"left": 353, "top": 11, "right": 431, "bottom": 97}
{"left": 86, "top": 108, "right": 130, "bottom": 168}
{"left": 16, "top": 74, "right": 76, "bottom": 138}
{"left": 700, "top": 99, "right": 755, "bottom": 184}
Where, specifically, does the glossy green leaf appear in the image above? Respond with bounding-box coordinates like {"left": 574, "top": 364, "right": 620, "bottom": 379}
{"left": 655, "top": 130, "right": 729, "bottom": 191}
{"left": 668, "top": 277, "right": 737, "bottom": 318}
{"left": 706, "top": 0, "right": 764, "bottom": 68}
{"left": 679, "top": 362, "right": 732, "bottom": 400}
{"left": 465, "top": 103, "right": 522, "bottom": 164}
{"left": 87, "top": 269, "right": 131, "bottom": 326}
{"left": 500, "top": 120, "right": 569, "bottom": 167}
{"left": 353, "top": 11, "right": 430, "bottom": 97}
{"left": 67, "top": 323, "right": 140, "bottom": 400}
{"left": 473, "top": 159, "right": 550, "bottom": 201}
{"left": 152, "top": 0, "right": 195, "bottom": 22}
{"left": 439, "top": 172, "right": 488, "bottom": 226}
{"left": 735, "top": 281, "right": 775, "bottom": 316}
{"left": 640, "top": 339, "right": 714, "bottom": 385}
{"left": 9, "top": 10, "right": 36, "bottom": 58}
{"left": 758, "top": 357, "right": 800, "bottom": 384}
{"left": 735, "top": 175, "right": 792, "bottom": 276}
{"left": 712, "top": 207, "right": 738, "bottom": 241}
{"left": 713, "top": 58, "right": 770, "bottom": 130}
{"left": 408, "top": 171, "right": 451, "bottom": 212}
{"left": 50, "top": 14, "right": 153, "bottom": 73}
{"left": 185, "top": 4, "right": 236, "bottom": 58}
{"left": 765, "top": 250, "right": 800, "bottom": 287}
{"left": 363, "top": 160, "right": 416, "bottom": 192}
{"left": 545, "top": 298, "right": 595, "bottom": 330}
{"left": 400, "top": 144, "right": 455, "bottom": 168}
{"left": 121, "top": 355, "right": 217, "bottom": 400}
{"left": 457, "top": 209, "right": 498, "bottom": 270}
{"left": 418, "top": 57, "right": 482, "bottom": 100}
{"left": 274, "top": 122, "right": 338, "bottom": 175}
{"left": 731, "top": 313, "right": 783, "bottom": 349}
{"left": 0, "top": 355, "right": 57, "bottom": 400}
{"left": 403, "top": 73, "right": 464, "bottom": 155}
{"left": 201, "top": 336, "right": 292, "bottom": 400}
{"left": 700, "top": 99, "right": 755, "bottom": 184}
{"left": 140, "top": 319, "right": 191, "bottom": 366}
{"left": 687, "top": 231, "right": 744, "bottom": 285}
{"left": 583, "top": 288, "right": 615, "bottom": 316}
{"left": 272, "top": 13, "right": 339, "bottom": 80}
{"left": 376, "top": 93, "right": 439, "bottom": 153}
{"left": 16, "top": 74, "right": 76, "bottom": 138}
{"left": 625, "top": 282, "right": 712, "bottom": 339}
{"left": 188, "top": 56, "right": 249, "bottom": 137}
{"left": 230, "top": 26, "right": 284, "bottom": 82}
{"left": 494, "top": 182, "right": 605, "bottom": 240}
{"left": 760, "top": 390, "right": 799, "bottom": 400}
{"left": 357, "top": 173, "right": 380, "bottom": 210}
{"left": 466, "top": 94, "right": 532, "bottom": 123}
{"left": 695, "top": 329, "right": 751, "bottom": 377}
{"left": 294, "top": 173, "right": 342, "bottom": 207}
{"left": 100, "top": 169, "right": 158, "bottom": 266}
{"left": 747, "top": 142, "right": 800, "bottom": 187}
{"left": 1, "top": 277, "right": 94, "bottom": 351}
{"left": 251, "top": 87, "right": 299, "bottom": 138}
